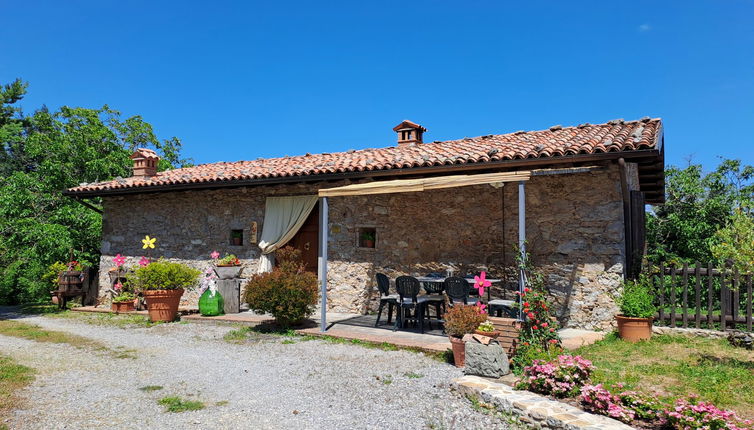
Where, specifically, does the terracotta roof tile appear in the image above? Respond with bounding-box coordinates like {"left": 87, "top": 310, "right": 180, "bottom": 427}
{"left": 67, "top": 117, "right": 662, "bottom": 195}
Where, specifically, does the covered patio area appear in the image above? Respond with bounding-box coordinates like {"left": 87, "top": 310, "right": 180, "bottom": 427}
{"left": 315, "top": 170, "right": 535, "bottom": 333}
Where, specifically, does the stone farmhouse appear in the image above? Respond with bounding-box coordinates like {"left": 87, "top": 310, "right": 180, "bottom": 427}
{"left": 65, "top": 118, "right": 665, "bottom": 330}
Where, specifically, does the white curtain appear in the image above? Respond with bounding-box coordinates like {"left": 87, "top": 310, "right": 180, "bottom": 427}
{"left": 257, "top": 195, "right": 318, "bottom": 273}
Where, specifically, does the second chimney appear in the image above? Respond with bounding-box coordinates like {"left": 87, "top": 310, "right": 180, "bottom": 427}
{"left": 130, "top": 148, "right": 160, "bottom": 177}
{"left": 393, "top": 120, "right": 426, "bottom": 146}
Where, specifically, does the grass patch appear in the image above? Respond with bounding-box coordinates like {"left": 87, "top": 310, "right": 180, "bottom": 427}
{"left": 19, "top": 303, "right": 65, "bottom": 315}
{"left": 45, "top": 311, "right": 155, "bottom": 328}
{"left": 138, "top": 385, "right": 163, "bottom": 392}
{"left": 215, "top": 400, "right": 229, "bottom": 406}
{"left": 403, "top": 371, "right": 424, "bottom": 379}
{"left": 158, "top": 396, "right": 205, "bottom": 413}
{"left": 0, "top": 319, "right": 134, "bottom": 359}
{"left": 575, "top": 332, "right": 754, "bottom": 419}
{"left": 0, "top": 355, "right": 35, "bottom": 426}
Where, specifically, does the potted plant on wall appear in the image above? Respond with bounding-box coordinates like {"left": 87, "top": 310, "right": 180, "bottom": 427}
{"left": 443, "top": 304, "right": 487, "bottom": 367}
{"left": 212, "top": 251, "right": 243, "bottom": 280}
{"left": 360, "top": 230, "right": 375, "bottom": 248}
{"left": 615, "top": 275, "right": 656, "bottom": 342}
{"left": 231, "top": 230, "right": 243, "bottom": 246}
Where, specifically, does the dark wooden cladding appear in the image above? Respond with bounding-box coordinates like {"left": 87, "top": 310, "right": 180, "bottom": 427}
{"left": 649, "top": 262, "right": 753, "bottom": 333}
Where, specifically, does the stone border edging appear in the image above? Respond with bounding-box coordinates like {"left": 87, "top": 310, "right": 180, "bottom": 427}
{"left": 451, "top": 375, "right": 634, "bottom": 430}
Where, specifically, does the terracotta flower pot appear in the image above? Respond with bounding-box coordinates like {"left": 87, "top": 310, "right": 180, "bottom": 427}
{"left": 214, "top": 265, "right": 243, "bottom": 280}
{"left": 616, "top": 315, "right": 653, "bottom": 342}
{"left": 111, "top": 301, "right": 135, "bottom": 313}
{"left": 363, "top": 239, "right": 374, "bottom": 248}
{"left": 143, "top": 289, "right": 184, "bottom": 322}
{"left": 474, "top": 330, "right": 501, "bottom": 339}
{"left": 449, "top": 336, "right": 466, "bottom": 367}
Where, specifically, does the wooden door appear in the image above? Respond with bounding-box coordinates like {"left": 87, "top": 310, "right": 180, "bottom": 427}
{"left": 287, "top": 203, "right": 319, "bottom": 273}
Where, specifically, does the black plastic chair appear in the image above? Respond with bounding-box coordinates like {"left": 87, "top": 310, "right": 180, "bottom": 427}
{"left": 394, "top": 276, "right": 430, "bottom": 333}
{"left": 421, "top": 280, "right": 445, "bottom": 319}
{"left": 444, "top": 277, "right": 479, "bottom": 306}
{"left": 374, "top": 273, "right": 398, "bottom": 327}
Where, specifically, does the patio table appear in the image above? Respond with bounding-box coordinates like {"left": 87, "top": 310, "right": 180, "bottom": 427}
{"left": 414, "top": 276, "right": 502, "bottom": 302}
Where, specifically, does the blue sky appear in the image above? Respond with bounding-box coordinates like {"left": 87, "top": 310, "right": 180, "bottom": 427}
{"left": 1, "top": 1, "right": 752, "bottom": 169}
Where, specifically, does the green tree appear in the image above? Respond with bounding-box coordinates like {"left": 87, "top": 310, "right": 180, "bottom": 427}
{"left": 646, "top": 159, "right": 754, "bottom": 264}
{"left": 0, "top": 79, "right": 192, "bottom": 304}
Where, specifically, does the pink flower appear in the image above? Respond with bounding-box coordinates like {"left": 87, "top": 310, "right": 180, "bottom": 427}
{"left": 138, "top": 256, "right": 150, "bottom": 267}
{"left": 541, "top": 322, "right": 548, "bottom": 328}
{"left": 114, "top": 282, "right": 122, "bottom": 291}
{"left": 113, "top": 254, "right": 126, "bottom": 268}
{"left": 473, "top": 271, "right": 492, "bottom": 296}
{"left": 210, "top": 250, "right": 220, "bottom": 260}
{"left": 476, "top": 302, "right": 487, "bottom": 314}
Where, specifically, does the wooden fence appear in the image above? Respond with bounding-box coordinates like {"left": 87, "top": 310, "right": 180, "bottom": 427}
{"left": 648, "top": 262, "right": 753, "bottom": 332}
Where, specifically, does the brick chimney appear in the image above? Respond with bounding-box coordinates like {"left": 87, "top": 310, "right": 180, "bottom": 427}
{"left": 393, "top": 120, "right": 427, "bottom": 146}
{"left": 130, "top": 148, "right": 160, "bottom": 177}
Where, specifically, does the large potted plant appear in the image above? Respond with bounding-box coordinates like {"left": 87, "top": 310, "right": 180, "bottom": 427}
{"left": 443, "top": 304, "right": 487, "bottom": 367}
{"left": 615, "top": 275, "right": 656, "bottom": 342}
{"left": 129, "top": 259, "right": 200, "bottom": 322}
{"left": 212, "top": 251, "right": 243, "bottom": 279}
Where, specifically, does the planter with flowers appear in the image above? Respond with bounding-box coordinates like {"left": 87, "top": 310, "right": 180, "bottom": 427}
{"left": 111, "top": 290, "right": 136, "bottom": 313}
{"left": 615, "top": 275, "right": 656, "bottom": 342}
{"left": 127, "top": 236, "right": 200, "bottom": 322}
{"left": 212, "top": 251, "right": 243, "bottom": 279}
{"left": 443, "top": 304, "right": 487, "bottom": 367}
{"left": 474, "top": 320, "right": 501, "bottom": 338}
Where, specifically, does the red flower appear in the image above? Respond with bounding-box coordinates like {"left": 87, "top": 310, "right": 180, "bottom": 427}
{"left": 523, "top": 302, "right": 529, "bottom": 307}
{"left": 549, "top": 328, "right": 555, "bottom": 333}
{"left": 541, "top": 322, "right": 548, "bottom": 328}
{"left": 524, "top": 287, "right": 531, "bottom": 293}
{"left": 532, "top": 325, "right": 538, "bottom": 330}
{"left": 527, "top": 312, "right": 535, "bottom": 319}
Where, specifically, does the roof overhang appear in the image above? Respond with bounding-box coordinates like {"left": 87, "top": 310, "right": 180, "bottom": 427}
{"left": 63, "top": 149, "right": 664, "bottom": 202}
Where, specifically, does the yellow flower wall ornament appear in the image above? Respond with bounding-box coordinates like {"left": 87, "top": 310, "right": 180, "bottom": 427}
{"left": 142, "top": 235, "right": 157, "bottom": 249}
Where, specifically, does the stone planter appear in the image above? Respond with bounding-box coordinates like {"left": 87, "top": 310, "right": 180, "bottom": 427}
{"left": 616, "top": 315, "right": 653, "bottom": 342}
{"left": 144, "top": 289, "right": 184, "bottom": 322}
{"left": 111, "top": 300, "right": 135, "bottom": 313}
{"left": 449, "top": 336, "right": 466, "bottom": 367}
{"left": 214, "top": 265, "right": 243, "bottom": 280}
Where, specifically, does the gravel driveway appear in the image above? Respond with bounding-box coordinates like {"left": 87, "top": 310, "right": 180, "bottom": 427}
{"left": 1, "top": 309, "right": 513, "bottom": 430}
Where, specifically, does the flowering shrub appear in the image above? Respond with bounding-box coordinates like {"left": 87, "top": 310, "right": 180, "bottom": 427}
{"left": 243, "top": 247, "right": 318, "bottom": 327}
{"left": 665, "top": 397, "right": 753, "bottom": 430}
{"left": 515, "top": 355, "right": 594, "bottom": 398}
{"left": 128, "top": 259, "right": 200, "bottom": 291}
{"left": 443, "top": 304, "right": 487, "bottom": 338}
{"left": 580, "top": 384, "right": 636, "bottom": 423}
{"left": 511, "top": 249, "right": 561, "bottom": 370}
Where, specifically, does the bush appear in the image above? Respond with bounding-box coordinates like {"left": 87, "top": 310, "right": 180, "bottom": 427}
{"left": 128, "top": 260, "right": 200, "bottom": 291}
{"left": 511, "top": 342, "right": 563, "bottom": 374}
{"left": 515, "top": 355, "right": 594, "bottom": 398}
{"left": 443, "top": 304, "right": 487, "bottom": 338}
{"left": 580, "top": 384, "right": 636, "bottom": 423}
{"left": 617, "top": 275, "right": 656, "bottom": 318}
{"left": 243, "top": 247, "right": 318, "bottom": 327}
{"left": 664, "top": 397, "right": 753, "bottom": 430}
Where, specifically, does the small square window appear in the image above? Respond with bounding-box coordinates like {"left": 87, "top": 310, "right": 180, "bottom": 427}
{"left": 358, "top": 227, "right": 376, "bottom": 249}
{"left": 230, "top": 229, "right": 244, "bottom": 246}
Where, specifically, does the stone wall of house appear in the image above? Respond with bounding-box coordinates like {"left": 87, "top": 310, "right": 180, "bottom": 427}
{"left": 97, "top": 163, "right": 636, "bottom": 329}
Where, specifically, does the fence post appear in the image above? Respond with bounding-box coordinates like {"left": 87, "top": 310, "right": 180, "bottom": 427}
{"left": 720, "top": 267, "right": 727, "bottom": 331}
{"left": 747, "top": 274, "right": 752, "bottom": 332}
{"left": 707, "top": 262, "right": 714, "bottom": 329}
{"left": 670, "top": 265, "right": 677, "bottom": 327}
{"left": 657, "top": 262, "right": 665, "bottom": 326}
{"left": 682, "top": 262, "right": 689, "bottom": 328}
{"left": 694, "top": 262, "right": 701, "bottom": 329}
{"left": 733, "top": 268, "right": 740, "bottom": 330}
